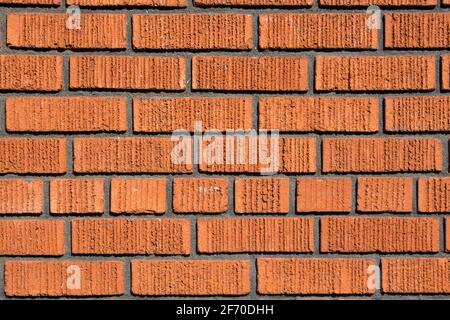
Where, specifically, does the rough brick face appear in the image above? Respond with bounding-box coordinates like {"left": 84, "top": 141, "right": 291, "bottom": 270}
{"left": 195, "top": 0, "right": 312, "bottom": 5}
{"left": 0, "top": 180, "right": 43, "bottom": 215}
{"left": 0, "top": 0, "right": 59, "bottom": 4}
{"left": 418, "top": 178, "right": 450, "bottom": 213}
{"left": 442, "top": 56, "right": 450, "bottom": 91}
{"left": 447, "top": 219, "right": 450, "bottom": 251}
{"left": 320, "top": 0, "right": 436, "bottom": 6}
{"left": 68, "top": 0, "right": 186, "bottom": 6}
{"left": 132, "top": 260, "right": 250, "bottom": 296}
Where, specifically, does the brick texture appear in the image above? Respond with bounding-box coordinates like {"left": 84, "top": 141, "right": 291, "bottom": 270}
{"left": 320, "top": 0, "right": 436, "bottom": 6}
{"left": 0, "top": 180, "right": 43, "bottom": 215}
{"left": 418, "top": 178, "right": 450, "bottom": 213}
{"left": 195, "top": 0, "right": 312, "bottom": 6}
{"left": 67, "top": 0, "right": 187, "bottom": 6}
{"left": 442, "top": 56, "right": 450, "bottom": 91}
{"left": 0, "top": 0, "right": 59, "bottom": 4}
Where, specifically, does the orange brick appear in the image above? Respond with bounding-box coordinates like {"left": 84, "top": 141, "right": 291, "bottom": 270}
{"left": 133, "top": 14, "right": 252, "bottom": 50}
{"left": 385, "top": 96, "right": 450, "bottom": 132}
{"left": 446, "top": 219, "right": 449, "bottom": 252}
{"left": 320, "top": 0, "right": 436, "bottom": 6}
{"left": 192, "top": 56, "right": 308, "bottom": 92}
{"left": 382, "top": 258, "right": 449, "bottom": 294}
{"left": 73, "top": 138, "right": 192, "bottom": 174}
{"left": 70, "top": 56, "right": 185, "bottom": 91}
{"left": 6, "top": 97, "right": 127, "bottom": 133}
{"left": 235, "top": 178, "right": 289, "bottom": 214}
{"left": 257, "top": 258, "right": 376, "bottom": 295}
{"left": 173, "top": 178, "right": 228, "bottom": 214}
{"left": 68, "top": 0, "right": 186, "bottom": 6}
{"left": 0, "top": 0, "right": 59, "bottom": 5}
{"left": 195, "top": 0, "right": 312, "bottom": 5}
{"left": 200, "top": 137, "right": 316, "bottom": 174}
{"left": 315, "top": 56, "right": 435, "bottom": 92}
{"left": 444, "top": 0, "right": 450, "bottom": 5}
{"left": 5, "top": 261, "right": 124, "bottom": 297}
{"left": 260, "top": 14, "right": 377, "bottom": 50}
{"left": 259, "top": 97, "right": 379, "bottom": 133}
{"left": 197, "top": 218, "right": 314, "bottom": 253}
{"left": 0, "top": 220, "right": 65, "bottom": 256}
{"left": 0, "top": 180, "right": 43, "bottom": 215}
{"left": 7, "top": 14, "right": 126, "bottom": 49}
{"left": 0, "top": 55, "right": 62, "bottom": 91}
{"left": 323, "top": 138, "right": 442, "bottom": 173}
{"left": 111, "top": 179, "right": 166, "bottom": 214}
{"left": 357, "top": 178, "right": 413, "bottom": 213}
{"left": 418, "top": 178, "right": 450, "bottom": 213}
{"left": 442, "top": 56, "right": 450, "bottom": 91}
{"left": 72, "top": 218, "right": 190, "bottom": 255}
{"left": 297, "top": 178, "right": 352, "bottom": 213}
{"left": 385, "top": 13, "right": 450, "bottom": 49}
{"left": 134, "top": 97, "right": 253, "bottom": 133}
{"left": 132, "top": 260, "right": 250, "bottom": 296}
{"left": 50, "top": 179, "right": 104, "bottom": 215}
{"left": 0, "top": 138, "right": 66, "bottom": 174}
{"left": 321, "top": 217, "right": 440, "bottom": 253}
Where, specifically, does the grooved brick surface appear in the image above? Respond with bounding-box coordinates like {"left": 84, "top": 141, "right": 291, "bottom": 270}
{"left": 0, "top": 0, "right": 59, "bottom": 4}
{"left": 67, "top": 0, "right": 186, "bottom": 6}
{"left": 194, "top": 0, "right": 312, "bottom": 5}
{"left": 446, "top": 219, "right": 450, "bottom": 251}
{"left": 0, "top": 180, "right": 43, "bottom": 215}
{"left": 443, "top": 56, "right": 450, "bottom": 91}
{"left": 418, "top": 178, "right": 450, "bottom": 213}
{"left": 320, "top": 0, "right": 436, "bottom": 6}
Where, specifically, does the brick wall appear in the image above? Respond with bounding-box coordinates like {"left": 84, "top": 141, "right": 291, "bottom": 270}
{"left": 0, "top": 0, "right": 448, "bottom": 299}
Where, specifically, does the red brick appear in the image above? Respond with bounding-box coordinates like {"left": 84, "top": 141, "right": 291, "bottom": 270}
{"left": 418, "top": 178, "right": 450, "bottom": 213}
{"left": 385, "top": 96, "right": 450, "bottom": 132}
{"left": 72, "top": 218, "right": 190, "bottom": 255}
{"left": 357, "top": 178, "right": 413, "bottom": 213}
{"left": 442, "top": 56, "right": 450, "bottom": 91}
{"left": 0, "top": 138, "right": 66, "bottom": 174}
{"left": 259, "top": 97, "right": 379, "bottom": 133}
{"left": 0, "top": 0, "right": 59, "bottom": 5}
{"left": 173, "top": 178, "right": 228, "bottom": 214}
{"left": 0, "top": 180, "right": 43, "bottom": 215}
{"left": 67, "top": 0, "right": 186, "bottom": 6}
{"left": 5, "top": 261, "right": 124, "bottom": 297}
{"left": 297, "top": 178, "right": 352, "bottom": 213}
{"left": 235, "top": 178, "right": 289, "bottom": 214}
{"left": 192, "top": 56, "right": 308, "bottom": 92}
{"left": 316, "top": 56, "right": 435, "bottom": 92}
{"left": 197, "top": 218, "right": 314, "bottom": 253}
{"left": 111, "top": 179, "right": 166, "bottom": 214}
{"left": 260, "top": 14, "right": 377, "bottom": 50}
{"left": 320, "top": 0, "right": 436, "bottom": 6}
{"left": 132, "top": 260, "right": 250, "bottom": 296}
{"left": 6, "top": 97, "right": 126, "bottom": 133}
{"left": 195, "top": 0, "right": 312, "bottom": 5}
{"left": 0, "top": 56, "right": 62, "bottom": 91}
{"left": 70, "top": 56, "right": 185, "bottom": 91}
{"left": 385, "top": 13, "right": 450, "bottom": 49}
{"left": 382, "top": 258, "right": 449, "bottom": 294}
{"left": 321, "top": 217, "right": 440, "bottom": 253}
{"left": 134, "top": 97, "right": 253, "bottom": 133}
{"left": 446, "top": 219, "right": 449, "bottom": 252}
{"left": 322, "top": 138, "right": 442, "bottom": 173}
{"left": 257, "top": 258, "right": 376, "bottom": 295}
{"left": 7, "top": 14, "right": 126, "bottom": 50}
{"left": 73, "top": 138, "right": 192, "bottom": 174}
{"left": 444, "top": 0, "right": 450, "bottom": 5}
{"left": 50, "top": 179, "right": 104, "bottom": 215}
{"left": 0, "top": 220, "right": 65, "bottom": 256}
{"left": 133, "top": 14, "right": 252, "bottom": 50}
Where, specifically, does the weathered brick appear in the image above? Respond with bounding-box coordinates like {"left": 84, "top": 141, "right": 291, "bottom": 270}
{"left": 418, "top": 178, "right": 450, "bottom": 213}
{"left": 197, "top": 218, "right": 314, "bottom": 253}
{"left": 320, "top": 0, "right": 436, "bottom": 6}
{"left": 442, "top": 56, "right": 450, "bottom": 91}
{"left": 446, "top": 219, "right": 450, "bottom": 252}
{"left": 67, "top": 0, "right": 186, "bottom": 6}
{"left": 0, "top": 180, "right": 43, "bottom": 215}
{"left": 0, "top": 0, "right": 59, "bottom": 5}
{"left": 195, "top": 0, "right": 312, "bottom": 5}
{"left": 132, "top": 260, "right": 250, "bottom": 296}
{"left": 321, "top": 217, "right": 440, "bottom": 253}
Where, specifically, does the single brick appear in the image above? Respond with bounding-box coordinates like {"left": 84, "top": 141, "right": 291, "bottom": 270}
{"left": 0, "top": 220, "right": 65, "bottom": 256}
{"left": 235, "top": 178, "right": 289, "bottom": 214}
{"left": 385, "top": 13, "right": 450, "bottom": 49}
{"left": 197, "top": 218, "right": 314, "bottom": 253}
{"left": 321, "top": 217, "right": 440, "bottom": 253}
{"left": 111, "top": 179, "right": 166, "bottom": 214}
{"left": 7, "top": 13, "right": 126, "bottom": 50}
{"left": 73, "top": 138, "right": 192, "bottom": 174}
{"left": 72, "top": 218, "right": 190, "bottom": 255}
{"left": 70, "top": 56, "right": 185, "bottom": 91}
{"left": 319, "top": 0, "right": 436, "bottom": 6}
{"left": 260, "top": 14, "right": 377, "bottom": 50}
{"left": 133, "top": 14, "right": 252, "bottom": 50}
{"left": 259, "top": 97, "right": 379, "bottom": 133}
{"left": 132, "top": 260, "right": 250, "bottom": 296}
{"left": 199, "top": 137, "right": 316, "bottom": 174}
{"left": 446, "top": 219, "right": 449, "bottom": 252}
{"left": 0, "top": 138, "right": 66, "bottom": 174}
{"left": 134, "top": 97, "right": 253, "bottom": 133}
{"left": 385, "top": 96, "right": 450, "bottom": 132}
{"left": 357, "top": 178, "right": 413, "bottom": 213}
{"left": 315, "top": 56, "right": 435, "bottom": 92}
{"left": 6, "top": 97, "right": 127, "bottom": 133}
{"left": 257, "top": 258, "right": 376, "bottom": 295}
{"left": 296, "top": 178, "right": 352, "bottom": 213}
{"left": 5, "top": 261, "right": 124, "bottom": 297}
{"left": 442, "top": 56, "right": 450, "bottom": 91}
{"left": 173, "top": 178, "right": 228, "bottom": 214}
{"left": 0, "top": 0, "right": 59, "bottom": 5}
{"left": 0, "top": 180, "right": 43, "bottom": 215}
{"left": 418, "top": 178, "right": 450, "bottom": 213}
{"left": 192, "top": 56, "right": 308, "bottom": 92}
{"left": 382, "top": 258, "right": 449, "bottom": 294}
{"left": 50, "top": 179, "right": 104, "bottom": 215}
{"left": 0, "top": 56, "right": 62, "bottom": 91}
{"left": 323, "top": 138, "right": 442, "bottom": 173}
{"left": 195, "top": 0, "right": 312, "bottom": 5}
{"left": 67, "top": 0, "right": 186, "bottom": 6}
